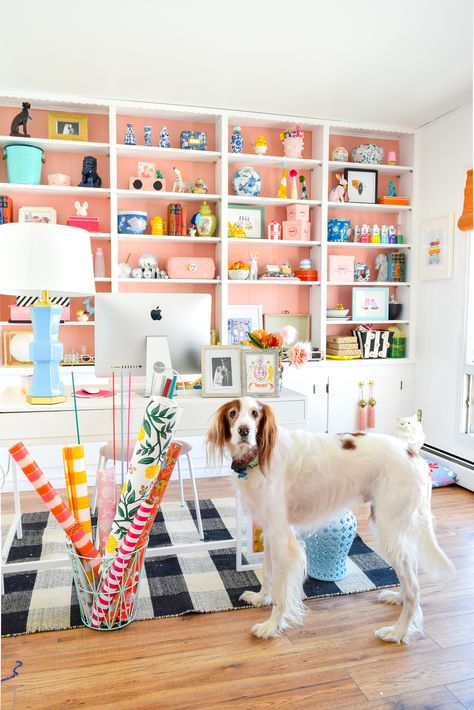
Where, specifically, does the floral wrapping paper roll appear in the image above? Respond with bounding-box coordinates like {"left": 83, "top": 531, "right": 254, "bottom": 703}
{"left": 104, "top": 397, "right": 179, "bottom": 557}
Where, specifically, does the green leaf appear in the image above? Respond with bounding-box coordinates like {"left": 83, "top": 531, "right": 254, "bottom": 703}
{"left": 127, "top": 489, "right": 136, "bottom": 505}
{"left": 138, "top": 456, "right": 155, "bottom": 465}
{"left": 143, "top": 419, "right": 152, "bottom": 437}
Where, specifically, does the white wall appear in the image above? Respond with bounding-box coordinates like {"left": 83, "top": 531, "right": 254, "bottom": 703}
{"left": 415, "top": 103, "right": 473, "bottom": 462}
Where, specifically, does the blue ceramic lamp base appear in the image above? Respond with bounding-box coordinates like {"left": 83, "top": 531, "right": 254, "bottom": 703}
{"left": 28, "top": 303, "right": 65, "bottom": 405}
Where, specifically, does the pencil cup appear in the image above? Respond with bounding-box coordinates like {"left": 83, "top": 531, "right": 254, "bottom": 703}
{"left": 66, "top": 527, "right": 148, "bottom": 630}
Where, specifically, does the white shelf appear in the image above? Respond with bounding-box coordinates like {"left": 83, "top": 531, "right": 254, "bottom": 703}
{"left": 117, "top": 235, "right": 220, "bottom": 243}
{"left": 228, "top": 153, "right": 322, "bottom": 170}
{"left": 229, "top": 196, "right": 321, "bottom": 207}
{"left": 229, "top": 238, "right": 321, "bottom": 247}
{"left": 326, "top": 319, "right": 410, "bottom": 325}
{"left": 0, "top": 135, "right": 110, "bottom": 155}
{"left": 0, "top": 320, "right": 94, "bottom": 326}
{"left": 91, "top": 232, "right": 111, "bottom": 240}
{"left": 0, "top": 183, "right": 110, "bottom": 198}
{"left": 94, "top": 277, "right": 111, "bottom": 282}
{"left": 327, "top": 242, "right": 410, "bottom": 249}
{"left": 327, "top": 281, "right": 410, "bottom": 287}
{"left": 328, "top": 160, "right": 413, "bottom": 175}
{"left": 116, "top": 144, "right": 221, "bottom": 162}
{"left": 118, "top": 278, "right": 221, "bottom": 284}
{"left": 117, "top": 189, "right": 220, "bottom": 201}
{"left": 328, "top": 201, "right": 411, "bottom": 212}
{"left": 228, "top": 279, "right": 319, "bottom": 286}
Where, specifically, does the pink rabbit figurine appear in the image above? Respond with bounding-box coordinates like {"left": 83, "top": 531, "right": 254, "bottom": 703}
{"left": 329, "top": 173, "right": 348, "bottom": 202}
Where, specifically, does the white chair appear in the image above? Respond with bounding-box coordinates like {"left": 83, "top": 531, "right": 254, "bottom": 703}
{"left": 92, "top": 439, "right": 204, "bottom": 539}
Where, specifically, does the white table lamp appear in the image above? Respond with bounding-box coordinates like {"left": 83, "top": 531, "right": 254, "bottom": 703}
{"left": 0, "top": 223, "right": 95, "bottom": 404}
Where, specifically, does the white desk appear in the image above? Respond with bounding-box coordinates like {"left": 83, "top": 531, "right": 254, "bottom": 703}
{"left": 1, "top": 387, "right": 307, "bottom": 579}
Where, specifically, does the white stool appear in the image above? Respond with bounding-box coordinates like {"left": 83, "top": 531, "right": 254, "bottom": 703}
{"left": 92, "top": 440, "right": 204, "bottom": 540}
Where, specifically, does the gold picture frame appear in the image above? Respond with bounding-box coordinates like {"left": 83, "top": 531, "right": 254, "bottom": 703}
{"left": 48, "top": 112, "right": 88, "bottom": 141}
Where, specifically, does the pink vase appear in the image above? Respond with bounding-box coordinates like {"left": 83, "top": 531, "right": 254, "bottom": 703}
{"left": 283, "top": 137, "right": 304, "bottom": 158}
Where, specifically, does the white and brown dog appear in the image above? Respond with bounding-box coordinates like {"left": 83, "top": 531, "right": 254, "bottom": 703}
{"left": 207, "top": 397, "right": 454, "bottom": 642}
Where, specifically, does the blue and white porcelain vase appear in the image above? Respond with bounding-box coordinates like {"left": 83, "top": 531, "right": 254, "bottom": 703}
{"left": 144, "top": 125, "right": 152, "bottom": 146}
{"left": 231, "top": 126, "right": 244, "bottom": 154}
{"left": 124, "top": 122, "right": 136, "bottom": 146}
{"left": 159, "top": 126, "right": 171, "bottom": 148}
{"left": 232, "top": 166, "right": 262, "bottom": 197}
{"left": 300, "top": 510, "right": 357, "bottom": 581}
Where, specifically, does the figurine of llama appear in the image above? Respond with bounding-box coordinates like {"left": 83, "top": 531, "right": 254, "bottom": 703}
{"left": 172, "top": 166, "right": 193, "bottom": 193}
{"left": 249, "top": 252, "right": 260, "bottom": 281}
{"left": 329, "top": 173, "right": 348, "bottom": 202}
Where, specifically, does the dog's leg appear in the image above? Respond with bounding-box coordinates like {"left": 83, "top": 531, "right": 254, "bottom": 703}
{"left": 378, "top": 590, "right": 403, "bottom": 605}
{"left": 251, "top": 529, "right": 306, "bottom": 639}
{"left": 240, "top": 538, "right": 272, "bottom": 608}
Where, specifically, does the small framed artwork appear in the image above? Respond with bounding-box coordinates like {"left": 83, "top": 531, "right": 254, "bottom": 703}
{"left": 352, "top": 287, "right": 389, "bottom": 322}
{"left": 227, "top": 305, "right": 263, "bottom": 345}
{"left": 344, "top": 168, "right": 378, "bottom": 204}
{"left": 420, "top": 214, "right": 454, "bottom": 280}
{"left": 263, "top": 313, "right": 310, "bottom": 342}
{"left": 228, "top": 204, "right": 265, "bottom": 239}
{"left": 48, "top": 112, "right": 88, "bottom": 141}
{"left": 18, "top": 206, "right": 57, "bottom": 224}
{"left": 201, "top": 346, "right": 242, "bottom": 397}
{"left": 242, "top": 348, "right": 279, "bottom": 398}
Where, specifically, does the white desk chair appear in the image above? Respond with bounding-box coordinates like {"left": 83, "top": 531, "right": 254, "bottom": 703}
{"left": 92, "top": 440, "right": 204, "bottom": 540}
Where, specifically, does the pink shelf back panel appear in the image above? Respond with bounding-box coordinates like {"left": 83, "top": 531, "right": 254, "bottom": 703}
{"left": 228, "top": 165, "right": 312, "bottom": 201}
{"left": 118, "top": 241, "right": 216, "bottom": 264}
{"left": 117, "top": 156, "right": 216, "bottom": 194}
{"left": 328, "top": 170, "right": 400, "bottom": 202}
{"left": 227, "top": 125, "right": 313, "bottom": 160}
{"left": 116, "top": 115, "right": 217, "bottom": 152}
{"left": 0, "top": 106, "right": 109, "bottom": 143}
{"left": 1, "top": 192, "right": 111, "bottom": 231}
{"left": 228, "top": 282, "right": 310, "bottom": 316}
{"left": 329, "top": 134, "right": 400, "bottom": 162}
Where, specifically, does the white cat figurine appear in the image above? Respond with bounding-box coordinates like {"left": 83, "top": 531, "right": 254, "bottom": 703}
{"left": 396, "top": 415, "right": 425, "bottom": 451}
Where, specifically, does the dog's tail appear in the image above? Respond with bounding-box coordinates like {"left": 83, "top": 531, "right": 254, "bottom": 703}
{"left": 417, "top": 514, "right": 455, "bottom": 580}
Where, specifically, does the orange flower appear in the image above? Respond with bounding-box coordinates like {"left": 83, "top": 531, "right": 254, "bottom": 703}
{"left": 268, "top": 333, "right": 283, "bottom": 348}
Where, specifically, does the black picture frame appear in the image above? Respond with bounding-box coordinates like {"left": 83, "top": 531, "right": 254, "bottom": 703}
{"left": 344, "top": 167, "right": 378, "bottom": 204}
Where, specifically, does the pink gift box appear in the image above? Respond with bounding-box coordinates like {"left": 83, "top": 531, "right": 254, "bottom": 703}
{"left": 10, "top": 305, "right": 70, "bottom": 321}
{"left": 329, "top": 255, "right": 355, "bottom": 282}
{"left": 166, "top": 256, "right": 215, "bottom": 279}
{"left": 286, "top": 204, "right": 310, "bottom": 221}
{"left": 282, "top": 220, "right": 311, "bottom": 241}
{"left": 67, "top": 216, "right": 100, "bottom": 232}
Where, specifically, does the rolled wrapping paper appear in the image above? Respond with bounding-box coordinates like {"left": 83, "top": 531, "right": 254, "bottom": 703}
{"left": 90, "top": 499, "right": 154, "bottom": 628}
{"left": 104, "top": 396, "right": 179, "bottom": 558}
{"left": 9, "top": 442, "right": 101, "bottom": 573}
{"left": 62, "top": 445, "right": 92, "bottom": 536}
{"left": 96, "top": 467, "right": 117, "bottom": 555}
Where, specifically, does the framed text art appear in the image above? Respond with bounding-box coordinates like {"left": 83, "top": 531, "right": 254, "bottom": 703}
{"left": 420, "top": 214, "right": 454, "bottom": 280}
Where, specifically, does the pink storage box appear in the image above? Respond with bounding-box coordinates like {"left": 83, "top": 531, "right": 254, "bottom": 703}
{"left": 67, "top": 216, "right": 100, "bottom": 232}
{"left": 10, "top": 306, "right": 71, "bottom": 321}
{"left": 282, "top": 220, "right": 311, "bottom": 241}
{"left": 286, "top": 204, "right": 310, "bottom": 221}
{"left": 166, "top": 257, "right": 216, "bottom": 280}
{"left": 329, "top": 255, "right": 355, "bottom": 282}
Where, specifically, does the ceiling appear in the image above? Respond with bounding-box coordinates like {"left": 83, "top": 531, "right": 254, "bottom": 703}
{"left": 2, "top": 0, "right": 472, "bottom": 128}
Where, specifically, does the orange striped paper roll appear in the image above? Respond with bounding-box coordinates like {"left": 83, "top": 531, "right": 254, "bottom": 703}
{"left": 9, "top": 442, "right": 101, "bottom": 572}
{"left": 62, "top": 445, "right": 92, "bottom": 535}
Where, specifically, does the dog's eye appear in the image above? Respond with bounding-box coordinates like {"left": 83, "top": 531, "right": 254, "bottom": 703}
{"left": 251, "top": 410, "right": 259, "bottom": 418}
{"left": 229, "top": 409, "right": 236, "bottom": 419}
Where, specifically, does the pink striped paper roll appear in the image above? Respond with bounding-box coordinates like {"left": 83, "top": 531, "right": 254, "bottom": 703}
{"left": 96, "top": 467, "right": 117, "bottom": 555}
{"left": 9, "top": 442, "right": 101, "bottom": 572}
{"left": 90, "top": 500, "right": 154, "bottom": 628}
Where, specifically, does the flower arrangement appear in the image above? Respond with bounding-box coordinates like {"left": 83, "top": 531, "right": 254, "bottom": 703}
{"left": 246, "top": 326, "right": 311, "bottom": 390}
{"left": 279, "top": 124, "right": 304, "bottom": 142}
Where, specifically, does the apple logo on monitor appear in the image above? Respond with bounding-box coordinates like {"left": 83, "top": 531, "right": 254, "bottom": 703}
{"left": 150, "top": 305, "right": 162, "bottom": 321}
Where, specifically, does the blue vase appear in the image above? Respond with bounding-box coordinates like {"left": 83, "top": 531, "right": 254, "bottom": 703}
{"left": 159, "top": 126, "right": 171, "bottom": 148}
{"left": 124, "top": 122, "right": 136, "bottom": 145}
{"left": 144, "top": 126, "right": 152, "bottom": 145}
{"left": 301, "top": 510, "right": 357, "bottom": 581}
{"left": 231, "top": 126, "right": 244, "bottom": 153}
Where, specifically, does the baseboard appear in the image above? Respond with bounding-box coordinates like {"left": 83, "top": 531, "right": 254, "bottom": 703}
{"left": 422, "top": 446, "right": 474, "bottom": 492}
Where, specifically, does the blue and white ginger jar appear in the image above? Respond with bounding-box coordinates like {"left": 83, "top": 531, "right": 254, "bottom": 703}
{"left": 232, "top": 166, "right": 262, "bottom": 197}
{"left": 231, "top": 126, "right": 244, "bottom": 154}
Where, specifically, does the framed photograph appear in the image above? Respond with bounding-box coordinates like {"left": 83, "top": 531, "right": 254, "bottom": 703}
{"left": 242, "top": 348, "right": 279, "bottom": 398}
{"left": 18, "top": 206, "right": 57, "bottom": 224}
{"left": 228, "top": 204, "right": 265, "bottom": 239}
{"left": 201, "top": 346, "right": 242, "bottom": 397}
{"left": 263, "top": 314, "right": 310, "bottom": 342}
{"left": 420, "top": 214, "right": 454, "bottom": 280}
{"left": 344, "top": 168, "right": 378, "bottom": 204}
{"left": 352, "top": 287, "right": 389, "bottom": 322}
{"left": 48, "top": 112, "right": 88, "bottom": 141}
{"left": 227, "top": 304, "right": 262, "bottom": 345}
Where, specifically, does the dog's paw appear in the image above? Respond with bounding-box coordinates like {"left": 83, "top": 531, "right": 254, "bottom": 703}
{"left": 378, "top": 590, "right": 403, "bottom": 605}
{"left": 374, "top": 624, "right": 412, "bottom": 644}
{"left": 251, "top": 619, "right": 281, "bottom": 639}
{"left": 240, "top": 590, "right": 271, "bottom": 607}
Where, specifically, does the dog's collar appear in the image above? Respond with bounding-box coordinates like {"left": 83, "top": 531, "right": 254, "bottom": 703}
{"left": 231, "top": 454, "right": 259, "bottom": 478}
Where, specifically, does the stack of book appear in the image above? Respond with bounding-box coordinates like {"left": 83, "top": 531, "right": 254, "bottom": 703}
{"left": 0, "top": 195, "right": 13, "bottom": 224}
{"left": 326, "top": 335, "right": 361, "bottom": 359}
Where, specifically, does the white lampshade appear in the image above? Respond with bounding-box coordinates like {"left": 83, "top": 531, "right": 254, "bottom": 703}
{"left": 0, "top": 222, "right": 96, "bottom": 297}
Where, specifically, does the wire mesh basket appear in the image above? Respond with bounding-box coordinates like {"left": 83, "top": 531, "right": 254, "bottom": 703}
{"left": 66, "top": 528, "right": 148, "bottom": 631}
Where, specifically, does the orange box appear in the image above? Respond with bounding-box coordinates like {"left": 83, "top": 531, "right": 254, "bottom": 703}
{"left": 282, "top": 220, "right": 311, "bottom": 241}
{"left": 377, "top": 196, "right": 409, "bottom": 206}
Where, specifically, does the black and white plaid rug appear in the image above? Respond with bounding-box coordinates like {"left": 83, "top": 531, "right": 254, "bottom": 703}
{"left": 2, "top": 497, "right": 398, "bottom": 637}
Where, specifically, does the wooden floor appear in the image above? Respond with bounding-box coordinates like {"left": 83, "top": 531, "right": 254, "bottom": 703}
{"left": 2, "top": 481, "right": 474, "bottom": 710}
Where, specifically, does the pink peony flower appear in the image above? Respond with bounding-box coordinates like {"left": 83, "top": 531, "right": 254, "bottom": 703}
{"left": 280, "top": 325, "right": 297, "bottom": 345}
{"left": 287, "top": 342, "right": 311, "bottom": 368}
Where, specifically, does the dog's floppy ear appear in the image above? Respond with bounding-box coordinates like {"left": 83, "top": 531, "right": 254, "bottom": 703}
{"left": 206, "top": 400, "right": 239, "bottom": 467}
{"left": 257, "top": 402, "right": 277, "bottom": 475}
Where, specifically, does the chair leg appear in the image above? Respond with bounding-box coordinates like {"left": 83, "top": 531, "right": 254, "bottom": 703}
{"left": 187, "top": 453, "right": 204, "bottom": 540}
{"left": 177, "top": 457, "right": 185, "bottom": 507}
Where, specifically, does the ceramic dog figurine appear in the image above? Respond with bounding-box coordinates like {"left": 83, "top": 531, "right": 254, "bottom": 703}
{"left": 78, "top": 156, "right": 102, "bottom": 188}
{"left": 10, "top": 102, "right": 32, "bottom": 137}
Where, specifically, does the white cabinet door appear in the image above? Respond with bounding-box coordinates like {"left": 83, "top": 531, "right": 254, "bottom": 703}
{"left": 284, "top": 366, "right": 329, "bottom": 433}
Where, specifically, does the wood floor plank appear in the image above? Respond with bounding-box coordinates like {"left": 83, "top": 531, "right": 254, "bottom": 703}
{"left": 364, "top": 685, "right": 466, "bottom": 709}
{"left": 448, "top": 678, "right": 474, "bottom": 709}
{"left": 425, "top": 612, "right": 474, "bottom": 649}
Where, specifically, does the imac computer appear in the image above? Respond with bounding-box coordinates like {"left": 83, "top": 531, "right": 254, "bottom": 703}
{"left": 95, "top": 293, "right": 212, "bottom": 392}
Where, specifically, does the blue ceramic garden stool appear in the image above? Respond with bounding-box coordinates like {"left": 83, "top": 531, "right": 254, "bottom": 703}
{"left": 301, "top": 510, "right": 357, "bottom": 582}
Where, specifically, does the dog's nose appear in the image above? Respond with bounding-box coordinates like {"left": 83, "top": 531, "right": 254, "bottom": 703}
{"left": 238, "top": 425, "right": 250, "bottom": 438}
